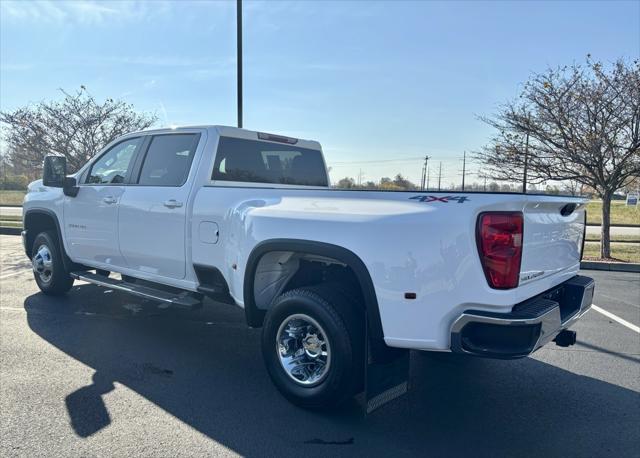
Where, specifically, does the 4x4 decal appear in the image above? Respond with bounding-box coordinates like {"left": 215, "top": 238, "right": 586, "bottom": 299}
{"left": 410, "top": 195, "right": 470, "bottom": 203}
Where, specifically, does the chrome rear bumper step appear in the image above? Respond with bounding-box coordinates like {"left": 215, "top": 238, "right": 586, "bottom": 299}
{"left": 70, "top": 271, "right": 202, "bottom": 310}
{"left": 450, "top": 275, "right": 595, "bottom": 359}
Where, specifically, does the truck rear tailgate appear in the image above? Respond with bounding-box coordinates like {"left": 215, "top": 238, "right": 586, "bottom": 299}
{"left": 519, "top": 200, "right": 586, "bottom": 284}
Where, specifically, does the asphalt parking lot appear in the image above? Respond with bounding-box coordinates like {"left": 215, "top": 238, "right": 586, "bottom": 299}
{"left": 0, "top": 234, "right": 638, "bottom": 457}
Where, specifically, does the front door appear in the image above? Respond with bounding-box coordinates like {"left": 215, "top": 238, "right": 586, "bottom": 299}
{"left": 64, "top": 137, "right": 144, "bottom": 267}
{"left": 118, "top": 132, "right": 201, "bottom": 280}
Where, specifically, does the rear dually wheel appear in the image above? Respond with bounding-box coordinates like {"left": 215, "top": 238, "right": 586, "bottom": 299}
{"left": 261, "top": 285, "right": 364, "bottom": 409}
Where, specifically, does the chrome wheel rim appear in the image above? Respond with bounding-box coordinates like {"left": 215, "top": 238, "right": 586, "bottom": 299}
{"left": 276, "top": 313, "right": 331, "bottom": 386}
{"left": 32, "top": 244, "right": 53, "bottom": 284}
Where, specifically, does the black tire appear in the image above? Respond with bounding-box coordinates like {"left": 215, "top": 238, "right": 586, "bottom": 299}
{"left": 261, "top": 285, "right": 364, "bottom": 409}
{"left": 31, "top": 231, "right": 74, "bottom": 295}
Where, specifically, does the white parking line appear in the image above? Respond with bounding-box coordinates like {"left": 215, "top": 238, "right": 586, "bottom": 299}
{"left": 0, "top": 269, "right": 31, "bottom": 280}
{"left": 592, "top": 304, "right": 640, "bottom": 334}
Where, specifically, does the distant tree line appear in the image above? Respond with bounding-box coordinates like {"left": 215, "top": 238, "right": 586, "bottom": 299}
{"left": 333, "top": 173, "right": 587, "bottom": 195}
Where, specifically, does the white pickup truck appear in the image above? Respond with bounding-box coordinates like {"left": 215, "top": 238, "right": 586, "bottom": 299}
{"left": 23, "top": 125, "right": 594, "bottom": 410}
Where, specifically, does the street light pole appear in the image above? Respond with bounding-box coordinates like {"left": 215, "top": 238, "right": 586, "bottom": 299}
{"left": 237, "top": 0, "right": 243, "bottom": 129}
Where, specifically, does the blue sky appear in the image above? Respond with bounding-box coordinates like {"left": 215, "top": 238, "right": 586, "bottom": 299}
{"left": 1, "top": 0, "right": 638, "bottom": 185}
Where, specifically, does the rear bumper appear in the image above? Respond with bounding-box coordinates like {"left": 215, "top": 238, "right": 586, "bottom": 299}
{"left": 450, "top": 275, "right": 595, "bottom": 359}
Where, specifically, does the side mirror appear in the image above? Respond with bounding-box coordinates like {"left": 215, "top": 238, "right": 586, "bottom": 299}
{"left": 43, "top": 156, "right": 66, "bottom": 187}
{"left": 63, "top": 176, "right": 79, "bottom": 197}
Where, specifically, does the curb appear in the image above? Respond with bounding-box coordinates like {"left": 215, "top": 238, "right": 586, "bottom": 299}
{"left": 584, "top": 240, "right": 640, "bottom": 244}
{"left": 586, "top": 223, "right": 640, "bottom": 228}
{"left": 0, "top": 227, "right": 22, "bottom": 235}
{"left": 0, "top": 204, "right": 23, "bottom": 208}
{"left": 580, "top": 261, "right": 640, "bottom": 273}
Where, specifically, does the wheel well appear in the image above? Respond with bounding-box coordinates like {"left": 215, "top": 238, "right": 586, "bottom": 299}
{"left": 243, "top": 239, "right": 396, "bottom": 361}
{"left": 243, "top": 240, "right": 386, "bottom": 356}
{"left": 23, "top": 211, "right": 60, "bottom": 257}
{"left": 252, "top": 251, "right": 365, "bottom": 313}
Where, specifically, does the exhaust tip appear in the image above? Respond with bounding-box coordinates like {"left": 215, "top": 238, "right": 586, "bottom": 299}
{"left": 553, "top": 329, "right": 577, "bottom": 347}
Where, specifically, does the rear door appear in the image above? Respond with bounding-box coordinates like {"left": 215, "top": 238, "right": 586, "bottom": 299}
{"left": 118, "top": 132, "right": 202, "bottom": 279}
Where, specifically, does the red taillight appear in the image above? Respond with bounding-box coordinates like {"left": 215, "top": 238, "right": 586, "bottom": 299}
{"left": 477, "top": 212, "right": 523, "bottom": 289}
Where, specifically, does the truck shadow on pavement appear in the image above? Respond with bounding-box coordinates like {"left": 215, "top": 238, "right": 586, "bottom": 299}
{"left": 24, "top": 284, "right": 640, "bottom": 457}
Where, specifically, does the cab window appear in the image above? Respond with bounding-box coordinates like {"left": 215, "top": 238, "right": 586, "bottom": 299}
{"left": 137, "top": 134, "right": 200, "bottom": 186}
{"left": 212, "top": 137, "right": 327, "bottom": 186}
{"left": 86, "top": 137, "right": 142, "bottom": 185}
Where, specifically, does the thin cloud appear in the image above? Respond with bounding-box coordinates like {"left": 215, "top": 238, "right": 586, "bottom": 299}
{"left": 0, "top": 63, "right": 34, "bottom": 71}
{"left": 157, "top": 101, "right": 169, "bottom": 127}
{"left": 97, "top": 56, "right": 232, "bottom": 68}
{"left": 0, "top": 0, "right": 171, "bottom": 25}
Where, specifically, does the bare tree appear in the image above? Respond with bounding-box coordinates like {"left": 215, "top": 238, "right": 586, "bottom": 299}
{"left": 335, "top": 177, "right": 356, "bottom": 189}
{"left": 476, "top": 58, "right": 640, "bottom": 258}
{"left": 1, "top": 87, "right": 157, "bottom": 174}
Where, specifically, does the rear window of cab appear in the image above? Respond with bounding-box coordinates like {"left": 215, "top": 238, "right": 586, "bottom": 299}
{"left": 212, "top": 137, "right": 328, "bottom": 186}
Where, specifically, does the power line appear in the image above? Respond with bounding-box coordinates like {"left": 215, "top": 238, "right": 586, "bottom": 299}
{"left": 328, "top": 155, "right": 464, "bottom": 166}
{"left": 329, "top": 156, "right": 424, "bottom": 165}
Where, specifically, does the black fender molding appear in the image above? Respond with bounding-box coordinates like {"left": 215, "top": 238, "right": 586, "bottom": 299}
{"left": 23, "top": 208, "right": 76, "bottom": 272}
{"left": 243, "top": 239, "right": 386, "bottom": 348}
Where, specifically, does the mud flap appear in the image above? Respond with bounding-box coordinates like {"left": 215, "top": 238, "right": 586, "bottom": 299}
{"left": 363, "top": 316, "right": 410, "bottom": 414}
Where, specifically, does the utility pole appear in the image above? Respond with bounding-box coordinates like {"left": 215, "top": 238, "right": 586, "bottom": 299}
{"left": 522, "top": 114, "right": 532, "bottom": 194}
{"left": 522, "top": 130, "right": 529, "bottom": 194}
{"left": 426, "top": 166, "right": 430, "bottom": 191}
{"left": 438, "top": 162, "right": 442, "bottom": 192}
{"left": 420, "top": 155, "right": 430, "bottom": 191}
{"left": 236, "top": 0, "right": 243, "bottom": 128}
{"left": 461, "top": 151, "right": 466, "bottom": 191}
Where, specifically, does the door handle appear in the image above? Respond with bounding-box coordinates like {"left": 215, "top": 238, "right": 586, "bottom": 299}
{"left": 163, "top": 199, "right": 183, "bottom": 209}
{"left": 103, "top": 196, "right": 117, "bottom": 204}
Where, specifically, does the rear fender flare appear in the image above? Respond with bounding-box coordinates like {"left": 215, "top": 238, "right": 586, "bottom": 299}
{"left": 243, "top": 239, "right": 386, "bottom": 352}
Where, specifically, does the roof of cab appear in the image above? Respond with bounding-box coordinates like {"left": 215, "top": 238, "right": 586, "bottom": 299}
{"left": 127, "top": 125, "right": 322, "bottom": 150}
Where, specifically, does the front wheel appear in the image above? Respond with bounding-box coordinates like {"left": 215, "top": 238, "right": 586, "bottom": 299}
{"left": 31, "top": 231, "right": 74, "bottom": 295}
{"left": 261, "top": 286, "right": 363, "bottom": 409}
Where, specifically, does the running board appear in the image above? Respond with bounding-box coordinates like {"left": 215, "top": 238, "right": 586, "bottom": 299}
{"left": 70, "top": 271, "right": 202, "bottom": 310}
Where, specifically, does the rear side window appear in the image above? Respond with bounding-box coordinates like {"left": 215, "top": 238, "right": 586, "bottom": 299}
{"left": 212, "top": 137, "right": 328, "bottom": 186}
{"left": 138, "top": 134, "right": 200, "bottom": 186}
